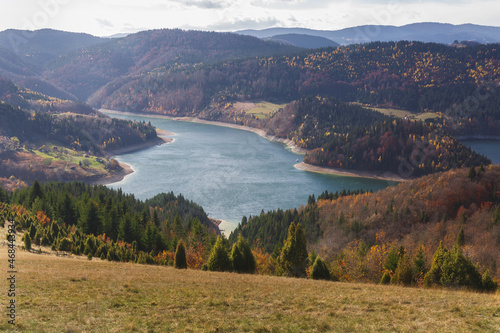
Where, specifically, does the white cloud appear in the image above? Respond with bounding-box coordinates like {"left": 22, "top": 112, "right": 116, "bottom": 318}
{"left": 0, "top": 0, "right": 498, "bottom": 36}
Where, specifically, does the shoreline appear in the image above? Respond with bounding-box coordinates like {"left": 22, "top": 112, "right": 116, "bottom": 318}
{"left": 294, "top": 162, "right": 408, "bottom": 182}
{"left": 100, "top": 108, "right": 308, "bottom": 155}
{"left": 105, "top": 135, "right": 172, "bottom": 156}
{"left": 100, "top": 109, "right": 409, "bottom": 182}
{"left": 93, "top": 161, "right": 135, "bottom": 185}
{"left": 96, "top": 130, "right": 173, "bottom": 185}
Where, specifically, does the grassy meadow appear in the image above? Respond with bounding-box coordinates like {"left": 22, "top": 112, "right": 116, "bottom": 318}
{"left": 234, "top": 101, "right": 287, "bottom": 119}
{"left": 1, "top": 249, "right": 499, "bottom": 332}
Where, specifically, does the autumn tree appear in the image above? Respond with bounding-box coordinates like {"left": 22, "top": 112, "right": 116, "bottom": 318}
{"left": 174, "top": 240, "right": 187, "bottom": 269}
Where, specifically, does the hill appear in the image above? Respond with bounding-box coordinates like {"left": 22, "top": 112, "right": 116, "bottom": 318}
{"left": 262, "top": 97, "right": 490, "bottom": 177}
{"left": 268, "top": 33, "right": 340, "bottom": 49}
{"left": 1, "top": 249, "right": 498, "bottom": 332}
{"left": 230, "top": 165, "right": 500, "bottom": 284}
{"left": 0, "top": 95, "right": 161, "bottom": 185}
{"left": 43, "top": 29, "right": 300, "bottom": 101}
{"left": 238, "top": 23, "right": 500, "bottom": 45}
{"left": 93, "top": 41, "right": 500, "bottom": 135}
{"left": 0, "top": 29, "right": 106, "bottom": 68}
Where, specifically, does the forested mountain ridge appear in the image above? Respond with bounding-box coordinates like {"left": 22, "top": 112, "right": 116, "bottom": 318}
{"left": 230, "top": 165, "right": 500, "bottom": 283}
{"left": 262, "top": 97, "right": 490, "bottom": 177}
{"left": 1, "top": 29, "right": 498, "bottom": 178}
{"left": 0, "top": 29, "right": 106, "bottom": 68}
{"left": 44, "top": 29, "right": 301, "bottom": 101}
{"left": 0, "top": 76, "right": 162, "bottom": 187}
{"left": 93, "top": 41, "right": 500, "bottom": 135}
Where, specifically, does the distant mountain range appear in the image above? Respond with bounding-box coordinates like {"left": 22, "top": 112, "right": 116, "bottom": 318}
{"left": 267, "top": 34, "right": 340, "bottom": 49}
{"left": 238, "top": 23, "right": 500, "bottom": 46}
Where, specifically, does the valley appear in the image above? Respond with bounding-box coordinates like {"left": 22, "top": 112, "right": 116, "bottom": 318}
{"left": 1, "top": 21, "right": 500, "bottom": 331}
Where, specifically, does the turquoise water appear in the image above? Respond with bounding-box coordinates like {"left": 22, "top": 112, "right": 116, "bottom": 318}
{"left": 104, "top": 113, "right": 395, "bottom": 234}
{"left": 105, "top": 112, "right": 500, "bottom": 234}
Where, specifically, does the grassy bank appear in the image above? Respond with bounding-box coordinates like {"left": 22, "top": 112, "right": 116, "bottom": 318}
{"left": 1, "top": 250, "right": 498, "bottom": 332}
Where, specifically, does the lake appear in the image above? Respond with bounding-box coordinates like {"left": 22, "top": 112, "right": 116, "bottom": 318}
{"left": 104, "top": 112, "right": 500, "bottom": 234}
{"left": 103, "top": 112, "right": 396, "bottom": 234}
{"left": 460, "top": 139, "right": 500, "bottom": 165}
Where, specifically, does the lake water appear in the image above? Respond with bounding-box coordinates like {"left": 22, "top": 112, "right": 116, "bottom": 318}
{"left": 460, "top": 139, "right": 500, "bottom": 164}
{"left": 104, "top": 112, "right": 396, "bottom": 234}
{"left": 104, "top": 112, "right": 500, "bottom": 234}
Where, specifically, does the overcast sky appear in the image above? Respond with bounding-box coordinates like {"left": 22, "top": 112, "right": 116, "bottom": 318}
{"left": 1, "top": 0, "right": 499, "bottom": 36}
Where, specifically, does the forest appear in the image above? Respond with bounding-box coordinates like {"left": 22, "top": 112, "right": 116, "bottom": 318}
{"left": 229, "top": 165, "right": 500, "bottom": 289}
{"left": 90, "top": 41, "right": 500, "bottom": 136}
{"left": 2, "top": 166, "right": 499, "bottom": 291}
{"left": 0, "top": 78, "right": 160, "bottom": 187}
{"left": 263, "top": 96, "right": 490, "bottom": 177}
{"left": 1, "top": 181, "right": 218, "bottom": 266}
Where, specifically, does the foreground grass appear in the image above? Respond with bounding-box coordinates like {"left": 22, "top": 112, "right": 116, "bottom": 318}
{"left": 1, "top": 251, "right": 499, "bottom": 332}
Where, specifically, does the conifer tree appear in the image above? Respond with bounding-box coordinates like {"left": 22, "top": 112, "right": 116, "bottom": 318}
{"left": 392, "top": 253, "right": 413, "bottom": 286}
{"left": 27, "top": 180, "right": 43, "bottom": 208}
{"left": 423, "top": 241, "right": 448, "bottom": 287}
{"left": 278, "top": 222, "right": 308, "bottom": 277}
{"left": 78, "top": 201, "right": 100, "bottom": 235}
{"left": 174, "top": 240, "right": 187, "bottom": 269}
{"left": 413, "top": 246, "right": 427, "bottom": 280}
{"left": 23, "top": 231, "right": 31, "bottom": 251}
{"left": 206, "top": 236, "right": 232, "bottom": 272}
{"left": 310, "top": 256, "right": 331, "bottom": 280}
{"left": 456, "top": 226, "right": 465, "bottom": 247}
{"left": 231, "top": 234, "right": 256, "bottom": 274}
{"left": 481, "top": 269, "right": 498, "bottom": 292}
{"left": 468, "top": 166, "right": 476, "bottom": 181}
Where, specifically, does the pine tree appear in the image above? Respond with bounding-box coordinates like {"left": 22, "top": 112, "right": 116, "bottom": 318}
{"left": 413, "top": 246, "right": 427, "bottom": 280}
{"left": 206, "top": 236, "right": 232, "bottom": 272}
{"left": 392, "top": 254, "right": 413, "bottom": 286}
{"left": 23, "top": 231, "right": 31, "bottom": 251}
{"left": 174, "top": 240, "right": 187, "bottom": 269}
{"left": 468, "top": 166, "right": 476, "bottom": 181}
{"left": 423, "top": 241, "right": 448, "bottom": 287}
{"left": 231, "top": 234, "right": 256, "bottom": 274}
{"left": 440, "top": 244, "right": 482, "bottom": 289}
{"left": 481, "top": 269, "right": 498, "bottom": 292}
{"left": 310, "top": 256, "right": 331, "bottom": 280}
{"left": 278, "top": 222, "right": 308, "bottom": 278}
{"left": 27, "top": 180, "right": 43, "bottom": 208}
{"left": 456, "top": 226, "right": 465, "bottom": 247}
{"left": 78, "top": 201, "right": 100, "bottom": 235}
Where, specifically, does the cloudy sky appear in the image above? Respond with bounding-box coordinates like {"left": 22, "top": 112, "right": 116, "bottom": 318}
{"left": 1, "top": 0, "right": 499, "bottom": 36}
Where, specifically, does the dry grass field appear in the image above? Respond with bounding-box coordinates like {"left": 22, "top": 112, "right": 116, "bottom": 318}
{"left": 1, "top": 248, "right": 499, "bottom": 332}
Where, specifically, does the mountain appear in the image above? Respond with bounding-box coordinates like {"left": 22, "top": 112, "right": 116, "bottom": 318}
{"left": 93, "top": 41, "right": 500, "bottom": 135}
{"left": 238, "top": 23, "right": 500, "bottom": 45}
{"left": 0, "top": 77, "right": 161, "bottom": 186}
{"left": 0, "top": 29, "right": 107, "bottom": 100}
{"left": 43, "top": 29, "right": 300, "bottom": 101}
{"left": 268, "top": 34, "right": 340, "bottom": 49}
{"left": 0, "top": 29, "right": 106, "bottom": 68}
